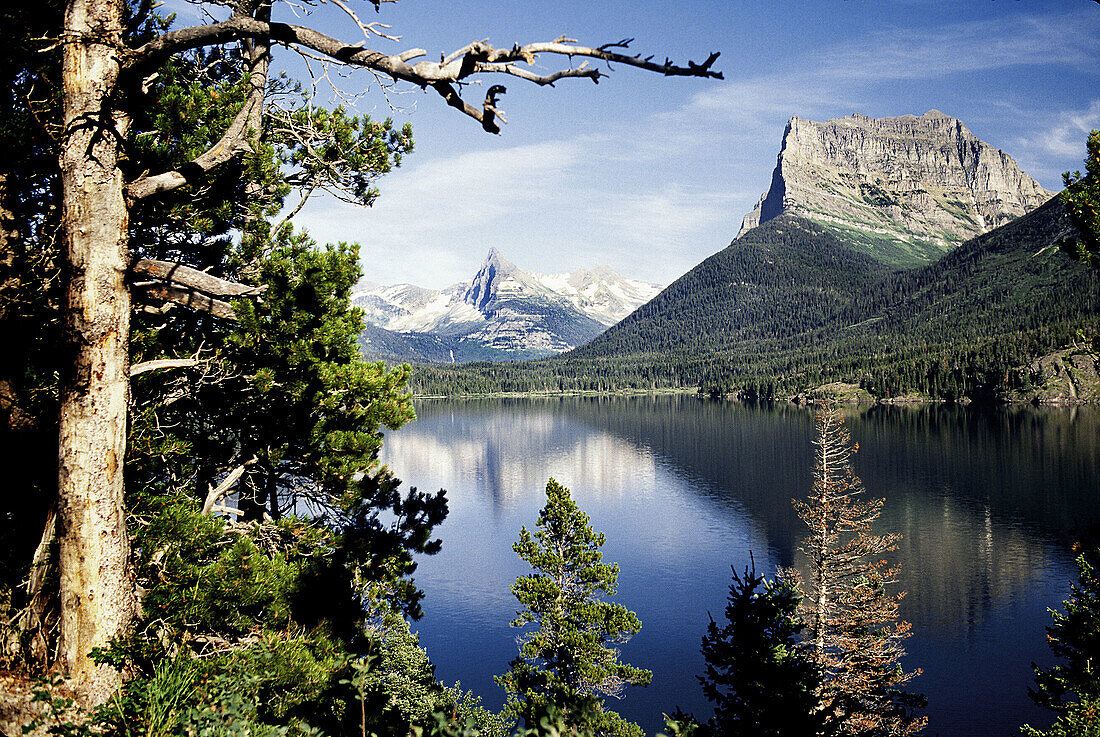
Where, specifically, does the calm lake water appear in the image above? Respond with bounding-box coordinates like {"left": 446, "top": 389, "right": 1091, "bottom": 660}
{"left": 380, "top": 396, "right": 1100, "bottom": 737}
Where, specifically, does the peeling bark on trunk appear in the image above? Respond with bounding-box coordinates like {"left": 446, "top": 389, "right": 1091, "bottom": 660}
{"left": 57, "top": 0, "right": 137, "bottom": 706}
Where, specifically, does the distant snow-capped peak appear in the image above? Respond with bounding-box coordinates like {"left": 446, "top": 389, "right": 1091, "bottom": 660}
{"left": 353, "top": 250, "right": 662, "bottom": 357}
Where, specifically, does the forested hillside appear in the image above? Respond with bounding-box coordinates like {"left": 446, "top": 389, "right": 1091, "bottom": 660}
{"left": 411, "top": 196, "right": 1100, "bottom": 401}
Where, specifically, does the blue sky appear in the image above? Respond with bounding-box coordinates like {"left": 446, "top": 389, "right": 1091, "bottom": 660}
{"left": 172, "top": 0, "right": 1100, "bottom": 288}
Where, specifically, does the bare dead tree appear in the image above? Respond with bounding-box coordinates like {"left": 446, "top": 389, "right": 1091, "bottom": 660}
{"left": 784, "top": 406, "right": 924, "bottom": 736}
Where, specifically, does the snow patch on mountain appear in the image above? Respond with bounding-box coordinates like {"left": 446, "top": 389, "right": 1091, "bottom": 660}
{"left": 353, "top": 250, "right": 662, "bottom": 362}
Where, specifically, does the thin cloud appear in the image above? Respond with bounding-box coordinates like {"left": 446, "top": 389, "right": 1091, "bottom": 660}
{"left": 587, "top": 185, "right": 744, "bottom": 242}
{"left": 294, "top": 129, "right": 752, "bottom": 288}
{"left": 1026, "top": 100, "right": 1100, "bottom": 160}
{"left": 297, "top": 141, "right": 580, "bottom": 236}
{"left": 679, "top": 78, "right": 863, "bottom": 133}
{"left": 1010, "top": 100, "right": 1100, "bottom": 185}
{"left": 679, "top": 8, "right": 1097, "bottom": 129}
{"left": 818, "top": 12, "right": 1100, "bottom": 82}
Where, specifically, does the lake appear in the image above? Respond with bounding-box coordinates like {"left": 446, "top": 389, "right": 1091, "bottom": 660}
{"left": 380, "top": 395, "right": 1100, "bottom": 736}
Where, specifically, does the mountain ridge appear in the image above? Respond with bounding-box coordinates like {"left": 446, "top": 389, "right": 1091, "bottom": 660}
{"left": 409, "top": 112, "right": 1096, "bottom": 401}
{"left": 737, "top": 111, "right": 1053, "bottom": 266}
{"left": 411, "top": 195, "right": 1099, "bottom": 400}
{"left": 355, "top": 251, "right": 662, "bottom": 363}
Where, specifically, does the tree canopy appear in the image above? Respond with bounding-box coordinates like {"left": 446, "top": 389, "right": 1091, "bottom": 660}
{"left": 499, "top": 478, "right": 652, "bottom": 737}
{"left": 697, "top": 561, "right": 827, "bottom": 737}
{"left": 1061, "top": 130, "right": 1100, "bottom": 268}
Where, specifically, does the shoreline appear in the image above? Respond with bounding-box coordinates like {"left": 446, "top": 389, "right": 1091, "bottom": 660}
{"left": 412, "top": 386, "right": 698, "bottom": 400}
{"left": 413, "top": 387, "right": 1100, "bottom": 406}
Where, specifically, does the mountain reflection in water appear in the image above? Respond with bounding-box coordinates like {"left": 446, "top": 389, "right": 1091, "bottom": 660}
{"left": 381, "top": 396, "right": 1099, "bottom": 737}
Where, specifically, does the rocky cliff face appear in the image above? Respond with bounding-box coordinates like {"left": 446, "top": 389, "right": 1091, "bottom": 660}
{"left": 737, "top": 111, "right": 1054, "bottom": 265}
{"left": 462, "top": 247, "right": 515, "bottom": 311}
{"left": 1004, "top": 347, "right": 1100, "bottom": 404}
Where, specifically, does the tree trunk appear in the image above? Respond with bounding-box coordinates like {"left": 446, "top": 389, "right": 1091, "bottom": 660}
{"left": 57, "top": 0, "right": 137, "bottom": 706}
{"left": 814, "top": 439, "right": 828, "bottom": 656}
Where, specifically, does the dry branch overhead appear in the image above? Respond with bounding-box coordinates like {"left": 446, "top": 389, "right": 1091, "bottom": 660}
{"left": 127, "top": 9, "right": 271, "bottom": 202}
{"left": 131, "top": 259, "right": 265, "bottom": 297}
{"left": 129, "top": 358, "right": 201, "bottom": 377}
{"left": 126, "top": 21, "right": 721, "bottom": 134}
{"left": 202, "top": 457, "right": 259, "bottom": 516}
{"left": 135, "top": 283, "right": 238, "bottom": 321}
{"left": 130, "top": 258, "right": 267, "bottom": 321}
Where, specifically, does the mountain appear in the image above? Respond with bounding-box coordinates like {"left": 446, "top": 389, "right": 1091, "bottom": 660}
{"left": 737, "top": 111, "right": 1053, "bottom": 266}
{"left": 354, "top": 248, "right": 662, "bottom": 363}
{"left": 411, "top": 112, "right": 1096, "bottom": 401}
{"left": 413, "top": 197, "right": 1099, "bottom": 400}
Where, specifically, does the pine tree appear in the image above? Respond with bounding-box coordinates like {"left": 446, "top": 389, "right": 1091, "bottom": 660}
{"left": 698, "top": 560, "right": 827, "bottom": 737}
{"left": 1061, "top": 130, "right": 1100, "bottom": 268}
{"left": 2, "top": 42, "right": 449, "bottom": 730}
{"left": 1021, "top": 696, "right": 1100, "bottom": 737}
{"left": 1029, "top": 540, "right": 1100, "bottom": 714}
{"left": 498, "top": 478, "right": 652, "bottom": 737}
{"left": 787, "top": 406, "right": 925, "bottom": 737}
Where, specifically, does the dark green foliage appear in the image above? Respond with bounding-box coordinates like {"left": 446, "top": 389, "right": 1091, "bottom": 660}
{"left": 85, "top": 490, "right": 347, "bottom": 734}
{"left": 0, "top": 9, "right": 462, "bottom": 733}
{"left": 0, "top": 0, "right": 65, "bottom": 628}
{"left": 412, "top": 198, "right": 1099, "bottom": 402}
{"left": 112, "top": 233, "right": 456, "bottom": 735}
{"left": 85, "top": 476, "right": 455, "bottom": 737}
{"left": 272, "top": 104, "right": 413, "bottom": 207}
{"left": 662, "top": 709, "right": 708, "bottom": 737}
{"left": 413, "top": 704, "right": 597, "bottom": 737}
{"left": 129, "top": 227, "right": 448, "bottom": 608}
{"left": 498, "top": 479, "right": 651, "bottom": 737}
{"left": 346, "top": 613, "right": 508, "bottom": 737}
{"left": 1030, "top": 541, "right": 1100, "bottom": 714}
{"left": 1060, "top": 130, "right": 1100, "bottom": 268}
{"left": 1021, "top": 695, "right": 1100, "bottom": 737}
{"left": 698, "top": 562, "right": 827, "bottom": 737}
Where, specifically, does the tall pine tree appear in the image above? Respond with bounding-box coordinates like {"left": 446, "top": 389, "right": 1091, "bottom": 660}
{"left": 1060, "top": 130, "right": 1100, "bottom": 268}
{"left": 697, "top": 560, "right": 827, "bottom": 737}
{"left": 498, "top": 478, "right": 652, "bottom": 737}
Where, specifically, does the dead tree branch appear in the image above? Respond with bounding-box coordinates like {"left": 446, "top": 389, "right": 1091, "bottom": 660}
{"left": 129, "top": 358, "right": 202, "bottom": 377}
{"left": 131, "top": 259, "right": 265, "bottom": 297}
{"left": 202, "top": 456, "right": 259, "bottom": 516}
{"left": 125, "top": 20, "right": 721, "bottom": 135}
{"left": 134, "top": 284, "right": 237, "bottom": 320}
{"left": 130, "top": 259, "right": 266, "bottom": 320}
{"left": 126, "top": 7, "right": 272, "bottom": 202}
{"left": 7, "top": 505, "right": 58, "bottom": 665}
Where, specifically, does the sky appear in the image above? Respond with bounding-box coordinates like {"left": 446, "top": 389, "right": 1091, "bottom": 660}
{"left": 170, "top": 0, "right": 1100, "bottom": 289}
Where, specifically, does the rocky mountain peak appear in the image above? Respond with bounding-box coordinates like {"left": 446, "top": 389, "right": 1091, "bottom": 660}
{"left": 737, "top": 111, "right": 1054, "bottom": 265}
{"left": 355, "top": 251, "right": 662, "bottom": 363}
{"left": 463, "top": 248, "right": 518, "bottom": 310}
{"left": 482, "top": 246, "right": 515, "bottom": 273}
